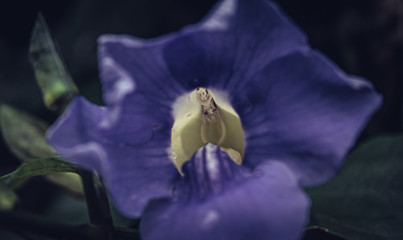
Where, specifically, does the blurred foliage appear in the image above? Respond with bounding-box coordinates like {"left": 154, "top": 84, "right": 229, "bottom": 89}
{"left": 0, "top": 156, "right": 77, "bottom": 189}
{"left": 307, "top": 135, "right": 403, "bottom": 240}
{"left": 46, "top": 172, "right": 83, "bottom": 197}
{"left": 304, "top": 227, "right": 345, "bottom": 240}
{"left": 29, "top": 13, "right": 78, "bottom": 112}
{"left": 0, "top": 182, "right": 18, "bottom": 211}
{"left": 0, "top": 104, "right": 54, "bottom": 161}
{"left": 0, "top": 104, "right": 84, "bottom": 196}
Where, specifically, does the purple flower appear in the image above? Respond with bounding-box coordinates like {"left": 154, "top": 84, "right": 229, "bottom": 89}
{"left": 46, "top": 0, "right": 381, "bottom": 239}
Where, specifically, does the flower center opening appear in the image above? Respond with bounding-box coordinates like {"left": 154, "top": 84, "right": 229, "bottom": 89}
{"left": 171, "top": 88, "right": 245, "bottom": 175}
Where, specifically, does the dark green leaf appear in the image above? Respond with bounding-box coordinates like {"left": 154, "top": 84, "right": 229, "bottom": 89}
{"left": 304, "top": 226, "right": 346, "bottom": 240}
{"left": 29, "top": 13, "right": 78, "bottom": 111}
{"left": 0, "top": 230, "right": 25, "bottom": 240}
{"left": 0, "top": 104, "right": 54, "bottom": 161}
{"left": 307, "top": 135, "right": 403, "bottom": 240}
{"left": 0, "top": 156, "right": 78, "bottom": 189}
{"left": 0, "top": 182, "right": 18, "bottom": 210}
{"left": 44, "top": 190, "right": 89, "bottom": 225}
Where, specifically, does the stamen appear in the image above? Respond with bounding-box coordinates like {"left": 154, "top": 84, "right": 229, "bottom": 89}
{"left": 171, "top": 88, "right": 245, "bottom": 175}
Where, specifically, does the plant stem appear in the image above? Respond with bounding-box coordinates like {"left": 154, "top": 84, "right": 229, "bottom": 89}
{"left": 79, "top": 169, "right": 113, "bottom": 238}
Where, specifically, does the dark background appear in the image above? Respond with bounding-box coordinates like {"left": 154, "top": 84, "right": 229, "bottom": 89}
{"left": 0, "top": 0, "right": 401, "bottom": 239}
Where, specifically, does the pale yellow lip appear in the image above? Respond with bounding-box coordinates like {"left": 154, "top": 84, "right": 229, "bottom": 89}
{"left": 171, "top": 88, "right": 245, "bottom": 176}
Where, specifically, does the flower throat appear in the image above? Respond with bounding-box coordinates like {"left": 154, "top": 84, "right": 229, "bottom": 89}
{"left": 171, "top": 88, "right": 245, "bottom": 175}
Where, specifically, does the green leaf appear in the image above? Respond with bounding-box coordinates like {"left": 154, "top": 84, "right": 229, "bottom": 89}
{"left": 29, "top": 13, "right": 78, "bottom": 111}
{"left": 0, "top": 182, "right": 18, "bottom": 211}
{"left": 46, "top": 173, "right": 84, "bottom": 197}
{"left": 307, "top": 135, "right": 403, "bottom": 240}
{"left": 0, "top": 105, "right": 84, "bottom": 196}
{"left": 0, "top": 156, "right": 78, "bottom": 189}
{"left": 0, "top": 104, "right": 54, "bottom": 161}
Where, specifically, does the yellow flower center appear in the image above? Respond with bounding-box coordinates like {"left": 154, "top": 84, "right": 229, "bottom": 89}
{"left": 171, "top": 88, "right": 245, "bottom": 175}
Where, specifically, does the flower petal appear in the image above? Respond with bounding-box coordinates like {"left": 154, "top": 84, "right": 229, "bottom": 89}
{"left": 234, "top": 50, "right": 382, "bottom": 186}
{"left": 98, "top": 34, "right": 185, "bottom": 107}
{"left": 140, "top": 160, "right": 309, "bottom": 240}
{"left": 162, "top": 0, "right": 308, "bottom": 91}
{"left": 46, "top": 97, "right": 179, "bottom": 217}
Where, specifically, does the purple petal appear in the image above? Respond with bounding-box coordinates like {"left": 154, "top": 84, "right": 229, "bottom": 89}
{"left": 162, "top": 0, "right": 308, "bottom": 90}
{"left": 234, "top": 50, "right": 382, "bottom": 186}
{"left": 46, "top": 97, "right": 179, "bottom": 218}
{"left": 98, "top": 34, "right": 185, "bottom": 107}
{"left": 140, "top": 159, "right": 309, "bottom": 240}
